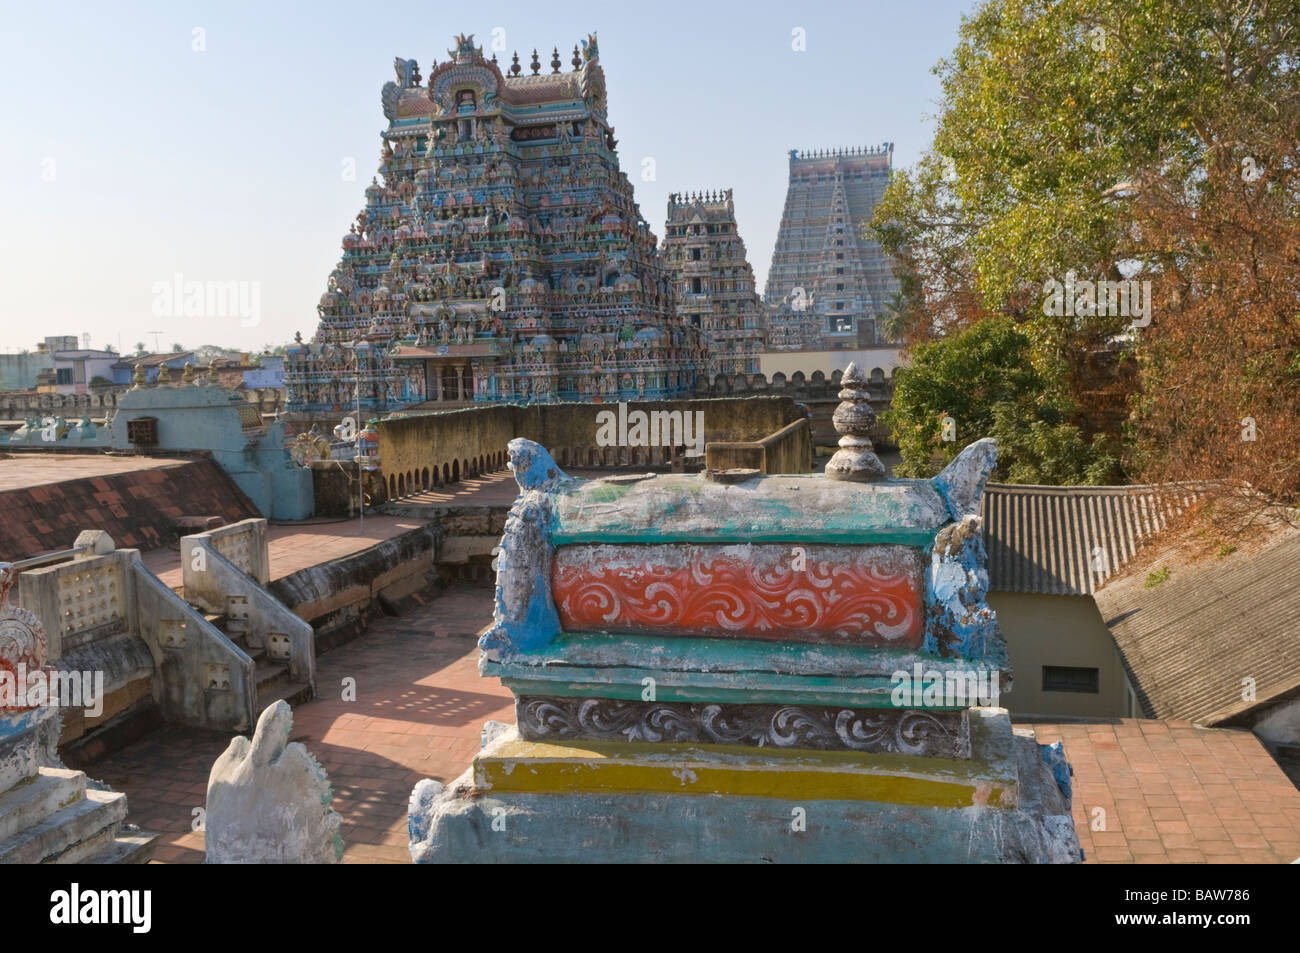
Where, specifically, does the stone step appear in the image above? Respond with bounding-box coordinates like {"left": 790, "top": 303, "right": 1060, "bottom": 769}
{"left": 0, "top": 787, "right": 127, "bottom": 865}
{"left": 88, "top": 828, "right": 160, "bottom": 864}
{"left": 256, "top": 680, "right": 314, "bottom": 716}
{"left": 0, "top": 768, "right": 86, "bottom": 843}
{"left": 255, "top": 661, "right": 289, "bottom": 689}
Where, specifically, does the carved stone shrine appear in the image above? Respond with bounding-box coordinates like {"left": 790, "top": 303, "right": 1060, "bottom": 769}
{"left": 409, "top": 422, "right": 1081, "bottom": 862}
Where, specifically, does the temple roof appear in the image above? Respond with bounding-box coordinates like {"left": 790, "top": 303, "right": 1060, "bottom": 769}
{"left": 982, "top": 483, "right": 1197, "bottom": 595}
{"left": 1093, "top": 527, "right": 1300, "bottom": 725}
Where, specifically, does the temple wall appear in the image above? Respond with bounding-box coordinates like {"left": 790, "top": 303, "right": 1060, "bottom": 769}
{"left": 375, "top": 396, "right": 807, "bottom": 496}
{"left": 989, "top": 591, "right": 1130, "bottom": 718}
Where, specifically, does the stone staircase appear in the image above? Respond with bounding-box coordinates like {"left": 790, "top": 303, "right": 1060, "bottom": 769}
{"left": 203, "top": 613, "right": 313, "bottom": 714}
{"left": 0, "top": 766, "right": 157, "bottom": 864}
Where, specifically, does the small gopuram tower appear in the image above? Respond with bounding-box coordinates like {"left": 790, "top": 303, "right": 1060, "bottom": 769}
{"left": 663, "top": 190, "right": 766, "bottom": 377}
{"left": 409, "top": 422, "right": 1081, "bottom": 862}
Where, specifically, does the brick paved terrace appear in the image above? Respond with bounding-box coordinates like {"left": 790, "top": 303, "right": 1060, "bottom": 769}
{"left": 86, "top": 586, "right": 513, "bottom": 864}
{"left": 83, "top": 584, "right": 1300, "bottom": 864}
{"left": 141, "top": 513, "right": 431, "bottom": 589}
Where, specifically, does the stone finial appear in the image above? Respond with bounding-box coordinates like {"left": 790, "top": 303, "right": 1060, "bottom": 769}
{"left": 205, "top": 700, "right": 344, "bottom": 864}
{"left": 550, "top": 47, "right": 561, "bottom": 73}
{"left": 130, "top": 363, "right": 147, "bottom": 389}
{"left": 205, "top": 362, "right": 220, "bottom": 387}
{"left": 182, "top": 361, "right": 195, "bottom": 385}
{"left": 824, "top": 362, "right": 885, "bottom": 482}
{"left": 510, "top": 51, "right": 521, "bottom": 76}
{"left": 572, "top": 44, "right": 581, "bottom": 70}
{"left": 156, "top": 363, "right": 172, "bottom": 386}
{"left": 530, "top": 49, "right": 540, "bottom": 75}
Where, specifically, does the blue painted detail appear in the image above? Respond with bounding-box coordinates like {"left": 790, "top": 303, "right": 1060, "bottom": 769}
{"left": 478, "top": 440, "right": 569, "bottom": 658}
{"left": 923, "top": 516, "right": 999, "bottom": 659}
{"left": 1040, "top": 740, "right": 1073, "bottom": 802}
{"left": 0, "top": 707, "right": 44, "bottom": 741}
{"left": 931, "top": 438, "right": 997, "bottom": 520}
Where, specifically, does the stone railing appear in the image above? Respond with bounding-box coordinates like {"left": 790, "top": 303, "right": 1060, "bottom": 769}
{"left": 181, "top": 519, "right": 316, "bottom": 694}
{"left": 15, "top": 545, "right": 256, "bottom": 738}
{"left": 202, "top": 519, "right": 270, "bottom": 585}
{"left": 704, "top": 417, "right": 813, "bottom": 474}
{"left": 132, "top": 557, "right": 256, "bottom": 732}
{"left": 0, "top": 390, "right": 121, "bottom": 421}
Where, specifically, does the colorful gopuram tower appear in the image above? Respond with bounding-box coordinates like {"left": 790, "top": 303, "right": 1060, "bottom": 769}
{"left": 662, "top": 191, "right": 765, "bottom": 379}
{"left": 285, "top": 34, "right": 705, "bottom": 416}
{"left": 764, "top": 146, "right": 901, "bottom": 351}
{"left": 408, "top": 367, "right": 1082, "bottom": 863}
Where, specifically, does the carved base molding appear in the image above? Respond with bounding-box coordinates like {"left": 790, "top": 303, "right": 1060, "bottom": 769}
{"left": 515, "top": 696, "right": 970, "bottom": 758}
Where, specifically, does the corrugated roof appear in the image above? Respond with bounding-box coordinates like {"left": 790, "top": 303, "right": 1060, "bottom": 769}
{"left": 1093, "top": 530, "right": 1300, "bottom": 724}
{"left": 982, "top": 483, "right": 1200, "bottom": 595}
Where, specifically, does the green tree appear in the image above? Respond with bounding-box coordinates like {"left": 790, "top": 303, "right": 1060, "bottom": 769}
{"left": 870, "top": 0, "right": 1299, "bottom": 493}
{"left": 884, "top": 318, "right": 1121, "bottom": 484}
{"left": 133, "top": 342, "right": 147, "bottom": 356}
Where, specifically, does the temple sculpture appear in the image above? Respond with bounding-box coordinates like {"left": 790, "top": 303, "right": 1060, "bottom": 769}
{"left": 286, "top": 33, "right": 706, "bottom": 414}
{"left": 408, "top": 371, "right": 1081, "bottom": 862}
{"left": 663, "top": 190, "right": 766, "bottom": 378}
{"left": 765, "top": 146, "right": 902, "bottom": 351}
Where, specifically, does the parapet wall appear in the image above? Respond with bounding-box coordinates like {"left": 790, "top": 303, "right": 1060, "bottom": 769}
{"left": 376, "top": 396, "right": 808, "bottom": 498}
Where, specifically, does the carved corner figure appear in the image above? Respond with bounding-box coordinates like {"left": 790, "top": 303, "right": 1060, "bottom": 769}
{"left": 205, "top": 700, "right": 344, "bottom": 864}
{"left": 0, "top": 562, "right": 49, "bottom": 716}
{"left": 925, "top": 438, "right": 1000, "bottom": 658}
{"left": 478, "top": 438, "right": 569, "bottom": 661}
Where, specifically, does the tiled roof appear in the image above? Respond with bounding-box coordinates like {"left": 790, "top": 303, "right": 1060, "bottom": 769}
{"left": 982, "top": 483, "right": 1200, "bottom": 595}
{"left": 0, "top": 457, "right": 260, "bottom": 559}
{"left": 114, "top": 352, "right": 195, "bottom": 368}
{"left": 1093, "top": 529, "right": 1300, "bottom": 724}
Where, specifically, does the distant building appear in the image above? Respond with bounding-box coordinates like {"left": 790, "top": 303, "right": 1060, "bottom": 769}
{"left": 37, "top": 349, "right": 121, "bottom": 395}
{"left": 0, "top": 351, "right": 54, "bottom": 392}
{"left": 764, "top": 146, "right": 901, "bottom": 354}
{"left": 2, "top": 337, "right": 105, "bottom": 393}
{"left": 111, "top": 352, "right": 197, "bottom": 387}
{"left": 662, "top": 190, "right": 765, "bottom": 378}
{"left": 285, "top": 33, "right": 705, "bottom": 415}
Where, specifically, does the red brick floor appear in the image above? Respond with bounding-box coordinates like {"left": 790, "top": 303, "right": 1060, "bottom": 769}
{"left": 141, "top": 514, "right": 431, "bottom": 588}
{"left": 1030, "top": 720, "right": 1300, "bottom": 864}
{"left": 89, "top": 586, "right": 512, "bottom": 864}
{"left": 394, "top": 467, "right": 610, "bottom": 508}
{"left": 86, "top": 586, "right": 1300, "bottom": 863}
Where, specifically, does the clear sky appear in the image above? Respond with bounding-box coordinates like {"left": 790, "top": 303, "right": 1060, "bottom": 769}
{"left": 0, "top": 0, "right": 978, "bottom": 355}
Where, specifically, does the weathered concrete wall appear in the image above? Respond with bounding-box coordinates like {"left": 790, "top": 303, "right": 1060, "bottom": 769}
{"left": 375, "top": 396, "right": 806, "bottom": 498}
{"left": 110, "top": 383, "right": 312, "bottom": 521}
{"left": 310, "top": 460, "right": 388, "bottom": 518}
{"left": 705, "top": 418, "right": 812, "bottom": 474}
{"left": 990, "top": 591, "right": 1129, "bottom": 718}
{"left": 268, "top": 524, "right": 440, "bottom": 651}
